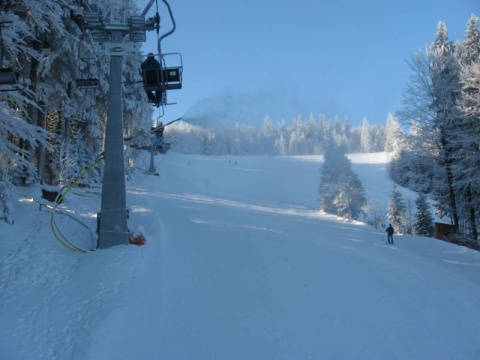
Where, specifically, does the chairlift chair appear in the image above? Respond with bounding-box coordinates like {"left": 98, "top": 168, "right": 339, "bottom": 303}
{"left": 0, "top": 22, "right": 21, "bottom": 92}
{"left": 0, "top": 67, "right": 17, "bottom": 84}
{"left": 76, "top": 78, "right": 99, "bottom": 89}
{"left": 143, "top": 67, "right": 182, "bottom": 91}
{"left": 75, "top": 31, "right": 100, "bottom": 90}
{"left": 0, "top": 67, "right": 19, "bottom": 91}
{"left": 140, "top": 0, "right": 182, "bottom": 107}
{"left": 142, "top": 52, "right": 182, "bottom": 105}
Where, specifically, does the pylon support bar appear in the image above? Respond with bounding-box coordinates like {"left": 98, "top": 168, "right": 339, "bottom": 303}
{"left": 98, "top": 30, "right": 129, "bottom": 248}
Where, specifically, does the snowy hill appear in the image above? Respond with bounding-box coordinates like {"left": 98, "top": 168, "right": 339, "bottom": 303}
{"left": 1, "top": 152, "right": 480, "bottom": 360}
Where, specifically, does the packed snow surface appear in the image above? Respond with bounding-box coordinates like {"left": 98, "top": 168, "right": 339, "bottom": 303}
{"left": 1, "top": 152, "right": 479, "bottom": 359}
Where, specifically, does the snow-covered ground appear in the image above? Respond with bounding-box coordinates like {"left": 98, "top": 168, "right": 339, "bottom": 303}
{"left": 1, "top": 152, "right": 480, "bottom": 360}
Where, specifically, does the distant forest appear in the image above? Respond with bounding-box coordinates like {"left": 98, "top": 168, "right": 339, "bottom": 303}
{"left": 166, "top": 114, "right": 393, "bottom": 156}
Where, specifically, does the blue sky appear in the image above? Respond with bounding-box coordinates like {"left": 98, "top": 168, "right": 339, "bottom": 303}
{"left": 137, "top": 0, "right": 477, "bottom": 126}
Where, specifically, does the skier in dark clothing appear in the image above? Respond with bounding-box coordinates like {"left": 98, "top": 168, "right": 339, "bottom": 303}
{"left": 386, "top": 224, "right": 394, "bottom": 244}
{"left": 141, "top": 53, "right": 162, "bottom": 105}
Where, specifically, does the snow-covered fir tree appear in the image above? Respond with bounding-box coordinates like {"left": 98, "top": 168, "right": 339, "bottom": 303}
{"left": 386, "top": 186, "right": 407, "bottom": 234}
{"left": 413, "top": 193, "right": 435, "bottom": 237}
{"left": 319, "top": 142, "right": 366, "bottom": 220}
{"left": 389, "top": 145, "right": 434, "bottom": 194}
{"left": 362, "top": 199, "right": 384, "bottom": 228}
{"left": 259, "top": 117, "right": 276, "bottom": 154}
{"left": 360, "top": 117, "right": 372, "bottom": 153}
{"left": 428, "top": 22, "right": 461, "bottom": 234}
{"left": 333, "top": 172, "right": 366, "bottom": 220}
{"left": 397, "top": 21, "right": 461, "bottom": 235}
{"left": 288, "top": 116, "right": 307, "bottom": 154}
{"left": 395, "top": 15, "right": 480, "bottom": 242}
{"left": 450, "top": 14, "right": 480, "bottom": 243}
{"left": 384, "top": 113, "right": 403, "bottom": 155}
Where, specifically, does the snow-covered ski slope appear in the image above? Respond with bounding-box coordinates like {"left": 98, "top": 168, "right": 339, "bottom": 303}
{"left": 1, "top": 152, "right": 480, "bottom": 360}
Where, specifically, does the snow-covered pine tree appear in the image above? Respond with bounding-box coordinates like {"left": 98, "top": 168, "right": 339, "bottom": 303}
{"left": 288, "top": 117, "right": 307, "bottom": 155}
{"left": 0, "top": 1, "right": 55, "bottom": 221}
{"left": 319, "top": 142, "right": 366, "bottom": 220}
{"left": 398, "top": 22, "right": 460, "bottom": 234}
{"left": 0, "top": 2, "right": 50, "bottom": 176}
{"left": 386, "top": 186, "right": 407, "bottom": 234}
{"left": 274, "top": 121, "right": 288, "bottom": 155}
{"left": 333, "top": 171, "right": 366, "bottom": 220}
{"left": 427, "top": 22, "right": 461, "bottom": 234}
{"left": 360, "top": 117, "right": 372, "bottom": 153}
{"left": 320, "top": 142, "right": 346, "bottom": 214}
{"left": 384, "top": 113, "right": 403, "bottom": 156}
{"left": 456, "top": 14, "right": 480, "bottom": 64}
{"left": 371, "top": 126, "right": 387, "bottom": 152}
{"left": 260, "top": 116, "right": 276, "bottom": 154}
{"left": 362, "top": 199, "right": 384, "bottom": 228}
{"left": 389, "top": 145, "right": 434, "bottom": 194}
{"left": 413, "top": 193, "right": 435, "bottom": 237}
{"left": 317, "top": 114, "right": 330, "bottom": 149}
{"left": 451, "top": 14, "right": 480, "bottom": 243}
{"left": 304, "top": 113, "right": 319, "bottom": 154}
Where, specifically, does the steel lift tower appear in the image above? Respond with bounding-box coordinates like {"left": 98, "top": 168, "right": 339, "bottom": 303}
{"left": 83, "top": 8, "right": 154, "bottom": 248}
{"left": 83, "top": 0, "right": 179, "bottom": 248}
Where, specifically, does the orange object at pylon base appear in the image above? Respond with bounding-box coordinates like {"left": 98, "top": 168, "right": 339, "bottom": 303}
{"left": 129, "top": 233, "right": 146, "bottom": 246}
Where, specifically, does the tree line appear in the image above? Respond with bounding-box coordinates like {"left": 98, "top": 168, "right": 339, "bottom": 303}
{"left": 166, "top": 114, "right": 391, "bottom": 156}
{"left": 391, "top": 15, "right": 480, "bottom": 245}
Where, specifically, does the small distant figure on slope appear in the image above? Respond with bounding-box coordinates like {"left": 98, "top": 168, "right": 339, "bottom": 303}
{"left": 386, "top": 224, "right": 394, "bottom": 244}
